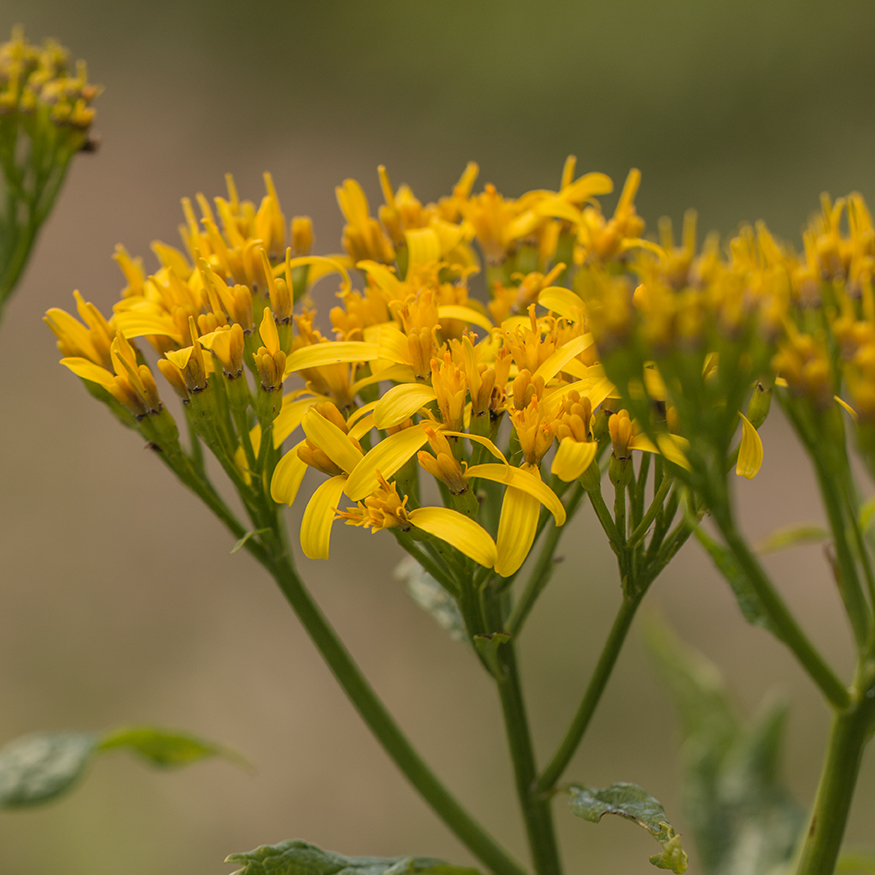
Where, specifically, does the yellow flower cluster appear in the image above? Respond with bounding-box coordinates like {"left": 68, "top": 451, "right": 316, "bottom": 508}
{"left": 0, "top": 26, "right": 99, "bottom": 131}
{"left": 47, "top": 158, "right": 782, "bottom": 583}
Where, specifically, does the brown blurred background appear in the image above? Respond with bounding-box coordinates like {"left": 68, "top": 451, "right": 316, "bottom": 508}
{"left": 2, "top": 1, "right": 875, "bottom": 872}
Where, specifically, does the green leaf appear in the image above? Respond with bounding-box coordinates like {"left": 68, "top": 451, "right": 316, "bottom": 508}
{"left": 645, "top": 618, "right": 804, "bottom": 875}
{"left": 688, "top": 519, "right": 780, "bottom": 636}
{"left": 225, "top": 840, "right": 481, "bottom": 875}
{"left": 0, "top": 731, "right": 97, "bottom": 807}
{"left": 0, "top": 724, "right": 246, "bottom": 808}
{"left": 753, "top": 524, "right": 829, "bottom": 555}
{"left": 396, "top": 557, "right": 466, "bottom": 643}
{"left": 231, "top": 529, "right": 270, "bottom": 554}
{"left": 96, "top": 725, "right": 248, "bottom": 769}
{"left": 567, "top": 782, "right": 688, "bottom": 873}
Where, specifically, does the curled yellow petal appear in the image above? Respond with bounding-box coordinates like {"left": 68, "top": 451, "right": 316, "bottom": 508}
{"left": 284, "top": 341, "right": 380, "bottom": 376}
{"left": 345, "top": 424, "right": 430, "bottom": 500}
{"left": 302, "top": 408, "right": 364, "bottom": 475}
{"left": 374, "top": 383, "right": 437, "bottom": 429}
{"left": 464, "top": 464, "right": 566, "bottom": 525}
{"left": 408, "top": 507, "right": 497, "bottom": 568}
{"left": 273, "top": 394, "right": 328, "bottom": 447}
{"left": 736, "top": 412, "right": 763, "bottom": 479}
{"left": 835, "top": 395, "right": 859, "bottom": 422}
{"left": 629, "top": 432, "right": 692, "bottom": 471}
{"left": 271, "top": 440, "right": 308, "bottom": 505}
{"left": 495, "top": 486, "right": 540, "bottom": 577}
{"left": 437, "top": 305, "right": 495, "bottom": 333}
{"left": 551, "top": 438, "right": 597, "bottom": 482}
{"left": 440, "top": 431, "right": 508, "bottom": 464}
{"left": 301, "top": 475, "right": 348, "bottom": 559}
{"left": 533, "top": 333, "right": 594, "bottom": 384}
{"left": 537, "top": 287, "right": 584, "bottom": 321}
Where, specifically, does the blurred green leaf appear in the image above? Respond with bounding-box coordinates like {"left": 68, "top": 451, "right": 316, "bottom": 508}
{"left": 0, "top": 724, "right": 244, "bottom": 809}
{"left": 225, "top": 840, "right": 480, "bottom": 875}
{"left": 645, "top": 619, "right": 804, "bottom": 875}
{"left": 689, "top": 520, "right": 779, "bottom": 636}
{"left": 753, "top": 524, "right": 829, "bottom": 555}
{"left": 97, "top": 725, "right": 248, "bottom": 769}
{"left": 0, "top": 731, "right": 97, "bottom": 807}
{"left": 567, "top": 782, "right": 688, "bottom": 873}
{"left": 837, "top": 851, "right": 875, "bottom": 872}
{"left": 397, "top": 557, "right": 466, "bottom": 643}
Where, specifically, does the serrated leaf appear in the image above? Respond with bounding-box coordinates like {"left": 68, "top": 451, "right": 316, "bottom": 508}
{"left": 396, "top": 557, "right": 466, "bottom": 643}
{"left": 97, "top": 725, "right": 248, "bottom": 769}
{"left": 568, "top": 782, "right": 688, "bottom": 873}
{"left": 689, "top": 519, "right": 779, "bottom": 636}
{"left": 753, "top": 524, "right": 829, "bottom": 555}
{"left": 645, "top": 618, "right": 804, "bottom": 875}
{"left": 0, "top": 731, "right": 98, "bottom": 807}
{"left": 225, "top": 839, "right": 481, "bottom": 875}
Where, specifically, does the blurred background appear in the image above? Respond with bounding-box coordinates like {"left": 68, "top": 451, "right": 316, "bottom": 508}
{"left": 2, "top": 1, "right": 875, "bottom": 872}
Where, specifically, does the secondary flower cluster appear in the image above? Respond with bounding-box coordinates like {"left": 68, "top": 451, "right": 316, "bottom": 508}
{"left": 48, "top": 159, "right": 814, "bottom": 588}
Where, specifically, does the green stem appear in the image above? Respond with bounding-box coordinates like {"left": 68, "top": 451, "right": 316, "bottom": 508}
{"left": 264, "top": 543, "right": 527, "bottom": 875}
{"left": 483, "top": 589, "right": 563, "bottom": 875}
{"left": 627, "top": 474, "right": 673, "bottom": 550}
{"left": 793, "top": 671, "right": 875, "bottom": 875}
{"left": 536, "top": 593, "right": 642, "bottom": 794}
{"left": 715, "top": 516, "right": 850, "bottom": 710}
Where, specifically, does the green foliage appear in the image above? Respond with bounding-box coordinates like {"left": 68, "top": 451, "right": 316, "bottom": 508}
{"left": 0, "top": 725, "right": 241, "bottom": 808}
{"left": 646, "top": 620, "right": 804, "bottom": 875}
{"left": 567, "top": 782, "right": 688, "bottom": 873}
{"left": 225, "top": 840, "right": 481, "bottom": 875}
{"left": 0, "top": 731, "right": 97, "bottom": 807}
{"left": 687, "top": 517, "right": 780, "bottom": 637}
{"left": 753, "top": 524, "right": 829, "bottom": 555}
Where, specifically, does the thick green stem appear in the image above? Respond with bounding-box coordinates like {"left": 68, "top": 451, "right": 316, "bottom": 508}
{"left": 793, "top": 676, "right": 875, "bottom": 875}
{"left": 484, "top": 588, "right": 562, "bottom": 875}
{"left": 536, "top": 593, "right": 642, "bottom": 794}
{"left": 264, "top": 544, "right": 526, "bottom": 875}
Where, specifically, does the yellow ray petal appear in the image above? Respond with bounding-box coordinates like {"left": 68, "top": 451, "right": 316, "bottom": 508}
{"left": 533, "top": 333, "right": 594, "bottom": 383}
{"left": 561, "top": 171, "right": 613, "bottom": 202}
{"left": 283, "top": 342, "right": 380, "bottom": 377}
{"left": 464, "top": 464, "right": 566, "bottom": 525}
{"left": 437, "top": 305, "right": 495, "bottom": 333}
{"left": 736, "top": 412, "right": 763, "bottom": 479}
{"left": 537, "top": 287, "right": 584, "bottom": 321}
{"left": 440, "top": 431, "right": 508, "bottom": 464}
{"left": 349, "top": 413, "right": 375, "bottom": 440}
{"left": 551, "top": 438, "right": 598, "bottom": 482}
{"left": 405, "top": 227, "right": 441, "bottom": 265}
{"left": 301, "top": 475, "right": 348, "bottom": 559}
{"left": 408, "top": 507, "right": 497, "bottom": 568}
{"left": 112, "top": 312, "right": 184, "bottom": 341}
{"left": 835, "top": 395, "right": 859, "bottom": 421}
{"left": 302, "top": 408, "right": 364, "bottom": 475}
{"left": 495, "top": 486, "right": 540, "bottom": 577}
{"left": 374, "top": 383, "right": 437, "bottom": 429}
{"left": 270, "top": 440, "right": 309, "bottom": 505}
{"left": 629, "top": 432, "right": 692, "bottom": 471}
{"left": 351, "top": 363, "right": 417, "bottom": 394}
{"left": 273, "top": 394, "right": 328, "bottom": 447}
{"left": 60, "top": 357, "right": 116, "bottom": 391}
{"left": 344, "top": 424, "right": 430, "bottom": 500}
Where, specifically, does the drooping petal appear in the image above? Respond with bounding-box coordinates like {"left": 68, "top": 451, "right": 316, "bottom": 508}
{"left": 835, "top": 395, "right": 859, "bottom": 421}
{"left": 629, "top": 432, "right": 692, "bottom": 471}
{"left": 495, "top": 486, "right": 540, "bottom": 577}
{"left": 736, "top": 412, "right": 763, "bottom": 479}
{"left": 270, "top": 440, "right": 308, "bottom": 505}
{"left": 440, "top": 431, "right": 508, "bottom": 464}
{"left": 465, "top": 464, "right": 566, "bottom": 525}
{"left": 344, "top": 424, "right": 430, "bottom": 500}
{"left": 374, "top": 383, "right": 437, "bottom": 429}
{"left": 408, "top": 507, "right": 497, "bottom": 568}
{"left": 301, "top": 475, "right": 348, "bottom": 559}
{"left": 551, "top": 438, "right": 598, "bottom": 482}
{"left": 301, "top": 408, "right": 364, "bottom": 475}
{"left": 283, "top": 341, "right": 380, "bottom": 377}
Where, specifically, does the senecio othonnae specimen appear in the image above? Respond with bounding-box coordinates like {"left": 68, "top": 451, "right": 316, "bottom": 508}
{"left": 0, "top": 27, "right": 99, "bottom": 318}
{"left": 46, "top": 160, "right": 875, "bottom": 875}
